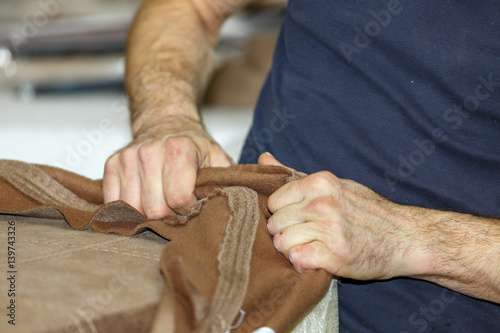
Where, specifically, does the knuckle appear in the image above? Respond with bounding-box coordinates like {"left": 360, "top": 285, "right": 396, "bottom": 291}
{"left": 163, "top": 137, "right": 193, "bottom": 158}
{"left": 306, "top": 171, "right": 338, "bottom": 192}
{"left": 290, "top": 244, "right": 307, "bottom": 261}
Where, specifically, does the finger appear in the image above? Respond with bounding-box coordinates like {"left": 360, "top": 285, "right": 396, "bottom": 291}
{"left": 267, "top": 203, "right": 314, "bottom": 235}
{"left": 103, "top": 156, "right": 121, "bottom": 203}
{"left": 269, "top": 171, "right": 342, "bottom": 213}
{"left": 138, "top": 142, "right": 172, "bottom": 219}
{"left": 117, "top": 150, "right": 144, "bottom": 213}
{"left": 162, "top": 137, "right": 199, "bottom": 215}
{"left": 258, "top": 152, "right": 295, "bottom": 172}
{"left": 272, "top": 222, "right": 325, "bottom": 258}
{"left": 268, "top": 179, "right": 305, "bottom": 213}
{"left": 289, "top": 241, "right": 337, "bottom": 275}
{"left": 258, "top": 152, "right": 283, "bottom": 166}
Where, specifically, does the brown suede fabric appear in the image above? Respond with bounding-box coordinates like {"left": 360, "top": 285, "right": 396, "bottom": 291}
{"left": 0, "top": 160, "right": 332, "bottom": 332}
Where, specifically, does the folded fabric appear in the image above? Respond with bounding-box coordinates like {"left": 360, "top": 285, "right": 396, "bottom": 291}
{"left": 0, "top": 160, "right": 333, "bottom": 332}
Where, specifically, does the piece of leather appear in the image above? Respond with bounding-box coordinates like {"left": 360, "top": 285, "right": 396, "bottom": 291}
{"left": 0, "top": 160, "right": 332, "bottom": 332}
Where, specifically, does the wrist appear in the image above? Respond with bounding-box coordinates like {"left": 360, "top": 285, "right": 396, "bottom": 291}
{"left": 391, "top": 207, "right": 472, "bottom": 280}
{"left": 383, "top": 204, "right": 437, "bottom": 278}
{"left": 127, "top": 68, "right": 202, "bottom": 134}
{"left": 132, "top": 112, "right": 204, "bottom": 140}
{"left": 131, "top": 98, "right": 202, "bottom": 136}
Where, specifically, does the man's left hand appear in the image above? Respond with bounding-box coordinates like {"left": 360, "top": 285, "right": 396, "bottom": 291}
{"left": 258, "top": 152, "right": 425, "bottom": 280}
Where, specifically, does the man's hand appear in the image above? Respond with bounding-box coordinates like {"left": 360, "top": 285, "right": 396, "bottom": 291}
{"left": 103, "top": 115, "right": 233, "bottom": 219}
{"left": 259, "top": 153, "right": 500, "bottom": 303}
{"left": 259, "top": 153, "right": 421, "bottom": 280}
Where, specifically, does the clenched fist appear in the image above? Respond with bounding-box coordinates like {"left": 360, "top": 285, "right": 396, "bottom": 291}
{"left": 259, "top": 153, "right": 426, "bottom": 281}
{"left": 103, "top": 115, "right": 233, "bottom": 219}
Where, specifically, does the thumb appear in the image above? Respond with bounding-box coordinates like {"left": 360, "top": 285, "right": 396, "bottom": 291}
{"left": 258, "top": 152, "right": 297, "bottom": 173}
{"left": 258, "top": 152, "right": 285, "bottom": 166}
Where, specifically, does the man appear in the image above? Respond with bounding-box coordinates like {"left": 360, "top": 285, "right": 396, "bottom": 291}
{"left": 103, "top": 0, "right": 500, "bottom": 331}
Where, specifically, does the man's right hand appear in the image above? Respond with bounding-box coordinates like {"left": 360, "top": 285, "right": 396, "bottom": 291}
{"left": 103, "top": 115, "right": 233, "bottom": 219}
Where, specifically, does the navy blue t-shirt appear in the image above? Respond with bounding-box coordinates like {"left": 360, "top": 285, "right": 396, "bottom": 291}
{"left": 239, "top": 0, "right": 500, "bottom": 331}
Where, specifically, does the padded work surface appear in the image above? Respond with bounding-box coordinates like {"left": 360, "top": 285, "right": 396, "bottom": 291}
{"left": 0, "top": 215, "right": 166, "bottom": 333}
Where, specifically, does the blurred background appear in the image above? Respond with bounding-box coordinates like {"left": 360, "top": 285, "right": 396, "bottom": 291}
{"left": 0, "top": 0, "right": 286, "bottom": 179}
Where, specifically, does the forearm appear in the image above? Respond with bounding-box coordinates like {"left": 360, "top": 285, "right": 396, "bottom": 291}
{"left": 399, "top": 205, "right": 500, "bottom": 303}
{"left": 125, "top": 0, "right": 243, "bottom": 137}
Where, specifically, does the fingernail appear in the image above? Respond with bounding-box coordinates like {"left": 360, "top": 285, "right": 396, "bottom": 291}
{"left": 264, "top": 152, "right": 273, "bottom": 157}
